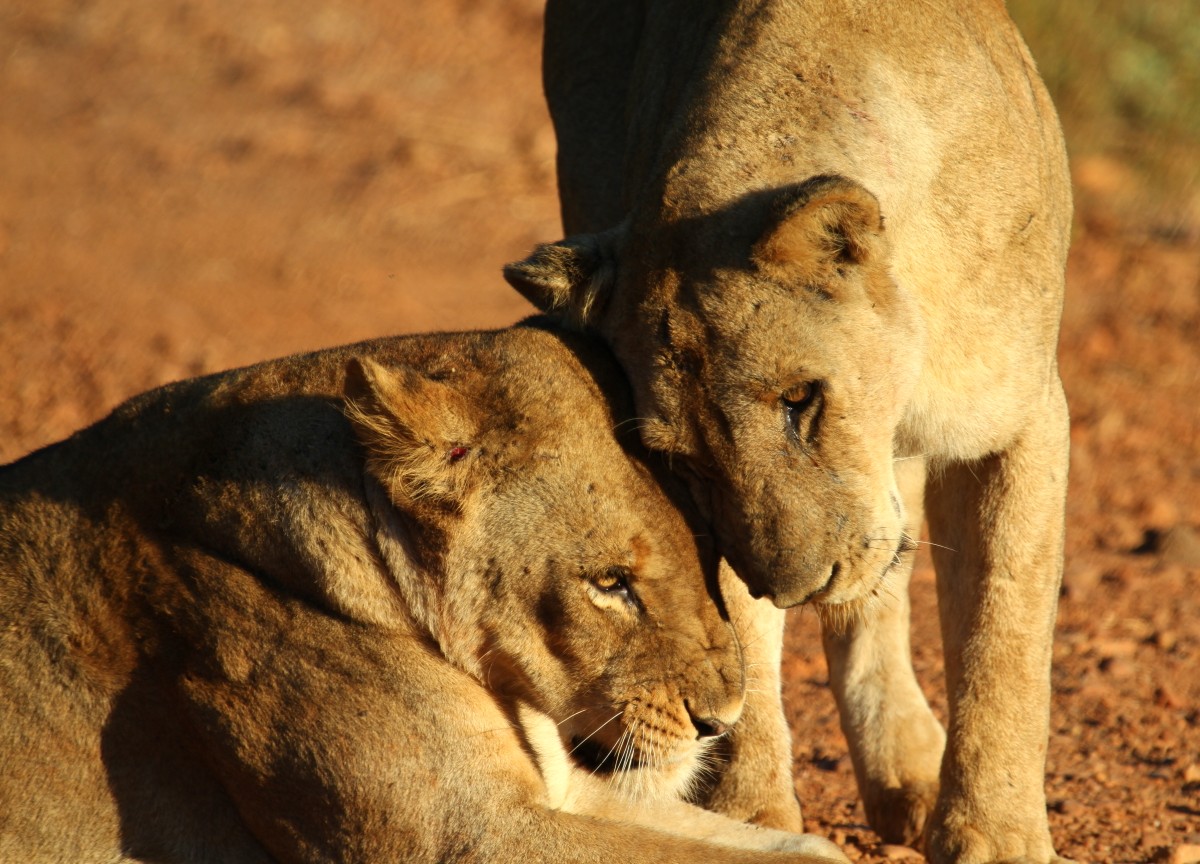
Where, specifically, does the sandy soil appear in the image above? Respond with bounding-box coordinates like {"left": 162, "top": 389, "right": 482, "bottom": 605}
{"left": 2, "top": 2, "right": 1197, "bottom": 861}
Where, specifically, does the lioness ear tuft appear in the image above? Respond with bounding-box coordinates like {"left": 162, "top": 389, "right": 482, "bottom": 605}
{"left": 753, "top": 175, "right": 887, "bottom": 284}
{"left": 502, "top": 230, "right": 618, "bottom": 326}
{"left": 344, "top": 357, "right": 478, "bottom": 507}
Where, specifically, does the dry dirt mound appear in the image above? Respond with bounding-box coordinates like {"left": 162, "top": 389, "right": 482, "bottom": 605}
{"left": 2, "top": 2, "right": 1197, "bottom": 862}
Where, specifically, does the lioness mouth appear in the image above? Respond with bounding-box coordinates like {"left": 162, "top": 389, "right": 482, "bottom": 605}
{"left": 569, "top": 736, "right": 645, "bottom": 774}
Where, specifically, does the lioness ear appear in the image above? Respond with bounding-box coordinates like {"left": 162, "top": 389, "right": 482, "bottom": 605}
{"left": 344, "top": 357, "right": 478, "bottom": 508}
{"left": 502, "top": 228, "right": 618, "bottom": 326}
{"left": 752, "top": 175, "right": 887, "bottom": 291}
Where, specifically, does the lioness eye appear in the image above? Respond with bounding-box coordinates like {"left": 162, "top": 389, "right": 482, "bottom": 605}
{"left": 590, "top": 566, "right": 638, "bottom": 607}
{"left": 593, "top": 566, "right": 630, "bottom": 593}
{"left": 781, "top": 381, "right": 821, "bottom": 440}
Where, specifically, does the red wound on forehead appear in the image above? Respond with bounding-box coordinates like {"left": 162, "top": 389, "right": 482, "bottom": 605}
{"left": 448, "top": 446, "right": 468, "bottom": 462}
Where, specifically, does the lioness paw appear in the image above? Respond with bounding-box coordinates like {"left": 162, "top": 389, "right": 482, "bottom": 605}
{"left": 924, "top": 818, "right": 1069, "bottom": 864}
{"left": 764, "top": 833, "right": 850, "bottom": 862}
{"left": 863, "top": 780, "right": 938, "bottom": 847}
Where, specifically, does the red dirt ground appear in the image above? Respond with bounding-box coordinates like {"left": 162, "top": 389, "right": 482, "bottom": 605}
{"left": 2, "top": 3, "right": 1197, "bottom": 861}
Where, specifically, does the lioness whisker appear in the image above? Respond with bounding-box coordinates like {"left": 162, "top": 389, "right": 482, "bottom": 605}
{"left": 735, "top": 627, "right": 768, "bottom": 652}
{"left": 555, "top": 708, "right": 589, "bottom": 728}
{"left": 638, "top": 723, "right": 657, "bottom": 799}
{"left": 868, "top": 534, "right": 957, "bottom": 554}
{"left": 597, "top": 725, "right": 632, "bottom": 781}
{"left": 912, "top": 538, "right": 957, "bottom": 552}
{"left": 743, "top": 663, "right": 767, "bottom": 678}
{"left": 608, "top": 725, "right": 638, "bottom": 795}
{"left": 568, "top": 711, "right": 623, "bottom": 759}
{"left": 611, "top": 416, "right": 656, "bottom": 434}
{"left": 622, "top": 729, "right": 638, "bottom": 798}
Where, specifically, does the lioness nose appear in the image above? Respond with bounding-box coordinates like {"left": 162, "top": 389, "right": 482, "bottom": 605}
{"left": 686, "top": 702, "right": 731, "bottom": 739}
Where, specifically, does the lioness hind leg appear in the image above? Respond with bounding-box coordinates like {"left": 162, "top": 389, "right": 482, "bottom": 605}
{"left": 821, "top": 457, "right": 945, "bottom": 846}
{"left": 923, "top": 385, "right": 1069, "bottom": 864}
{"left": 690, "top": 561, "right": 803, "bottom": 832}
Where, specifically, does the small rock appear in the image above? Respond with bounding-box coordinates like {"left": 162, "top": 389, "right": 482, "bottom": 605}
{"left": 1093, "top": 638, "right": 1139, "bottom": 659}
{"left": 1054, "top": 798, "right": 1084, "bottom": 817}
{"left": 1093, "top": 764, "right": 1110, "bottom": 784}
{"left": 1172, "top": 844, "right": 1200, "bottom": 864}
{"left": 1185, "top": 763, "right": 1200, "bottom": 784}
{"left": 1156, "top": 685, "right": 1183, "bottom": 709}
{"left": 1099, "top": 657, "right": 1132, "bottom": 676}
{"left": 878, "top": 844, "right": 921, "bottom": 860}
{"left": 1122, "top": 616, "right": 1157, "bottom": 641}
{"left": 1137, "top": 495, "right": 1182, "bottom": 529}
{"left": 1157, "top": 563, "right": 1190, "bottom": 590}
{"left": 1077, "top": 681, "right": 1116, "bottom": 705}
{"left": 1143, "top": 831, "right": 1173, "bottom": 849}
{"left": 1155, "top": 630, "right": 1180, "bottom": 652}
{"left": 1141, "top": 524, "right": 1200, "bottom": 567}
{"left": 1164, "top": 525, "right": 1200, "bottom": 566}
{"left": 1109, "top": 517, "right": 1146, "bottom": 553}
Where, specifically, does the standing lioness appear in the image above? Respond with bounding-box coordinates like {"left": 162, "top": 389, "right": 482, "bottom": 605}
{"left": 505, "top": 2, "right": 1073, "bottom": 862}
{"left": 0, "top": 323, "right": 847, "bottom": 863}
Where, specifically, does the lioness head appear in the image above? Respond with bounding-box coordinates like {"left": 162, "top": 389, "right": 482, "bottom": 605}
{"left": 344, "top": 327, "right": 744, "bottom": 797}
{"left": 505, "top": 178, "right": 924, "bottom": 612}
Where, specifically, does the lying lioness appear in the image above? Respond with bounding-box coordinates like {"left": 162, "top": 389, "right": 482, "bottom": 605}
{"left": 506, "top": 2, "right": 1073, "bottom": 862}
{"left": 0, "top": 322, "right": 846, "bottom": 863}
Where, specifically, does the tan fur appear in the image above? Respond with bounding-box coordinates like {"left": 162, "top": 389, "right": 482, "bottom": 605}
{"left": 0, "top": 323, "right": 850, "bottom": 863}
{"left": 505, "top": 2, "right": 1073, "bottom": 862}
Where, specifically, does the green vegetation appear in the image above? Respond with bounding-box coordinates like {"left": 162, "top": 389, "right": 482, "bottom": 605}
{"left": 1009, "top": 0, "right": 1199, "bottom": 230}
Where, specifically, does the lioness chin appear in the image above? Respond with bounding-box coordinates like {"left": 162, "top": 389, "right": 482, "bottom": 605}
{"left": 505, "top": 2, "right": 1074, "bottom": 862}
{"left": 0, "top": 321, "right": 846, "bottom": 864}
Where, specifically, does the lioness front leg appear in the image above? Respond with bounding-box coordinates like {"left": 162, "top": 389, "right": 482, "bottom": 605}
{"left": 692, "top": 562, "right": 804, "bottom": 832}
{"left": 589, "top": 794, "right": 844, "bottom": 860}
{"left": 923, "top": 385, "right": 1071, "bottom": 864}
{"left": 821, "top": 452, "right": 945, "bottom": 847}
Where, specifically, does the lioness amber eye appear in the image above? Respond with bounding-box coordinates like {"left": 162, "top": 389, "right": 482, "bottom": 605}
{"left": 781, "top": 381, "right": 821, "bottom": 439}
{"left": 781, "top": 382, "right": 817, "bottom": 416}
{"left": 782, "top": 383, "right": 812, "bottom": 408}
{"left": 593, "top": 566, "right": 632, "bottom": 594}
